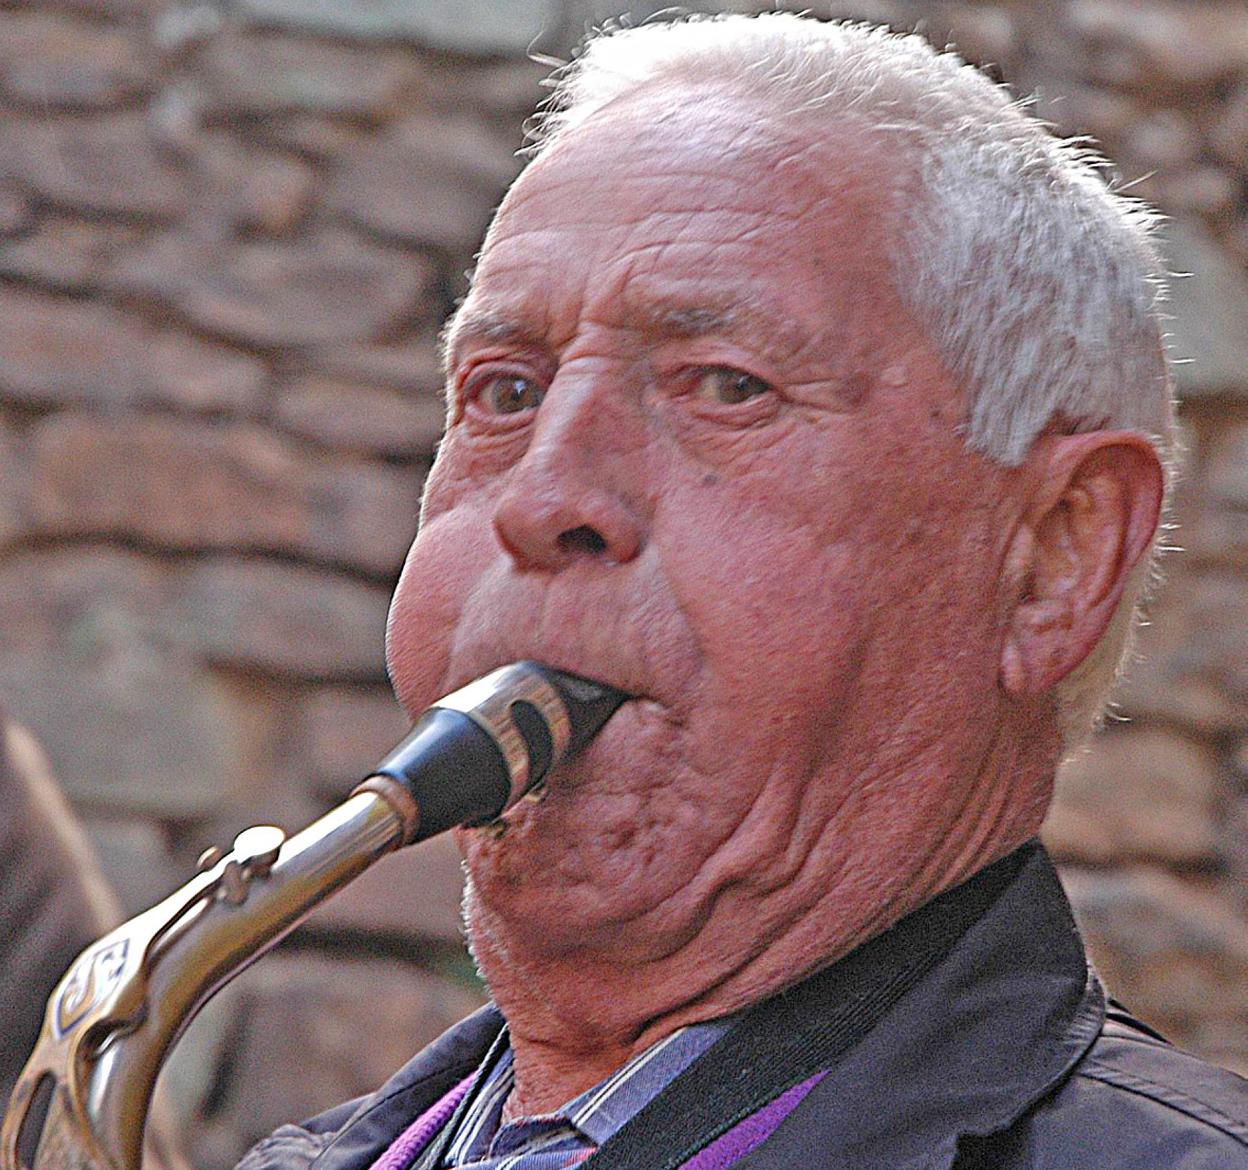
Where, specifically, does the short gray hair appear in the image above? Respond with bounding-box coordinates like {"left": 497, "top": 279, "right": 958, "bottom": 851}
{"left": 532, "top": 13, "right": 1176, "bottom": 747}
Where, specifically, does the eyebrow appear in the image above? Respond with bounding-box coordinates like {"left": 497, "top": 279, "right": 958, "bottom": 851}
{"left": 643, "top": 300, "right": 814, "bottom": 366}
{"left": 441, "top": 310, "right": 531, "bottom": 373}
{"left": 445, "top": 292, "right": 811, "bottom": 372}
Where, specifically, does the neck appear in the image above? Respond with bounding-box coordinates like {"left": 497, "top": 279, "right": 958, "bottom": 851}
{"left": 467, "top": 708, "right": 1060, "bottom": 1118}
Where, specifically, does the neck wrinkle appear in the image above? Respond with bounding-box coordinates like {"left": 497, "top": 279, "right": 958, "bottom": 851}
{"left": 473, "top": 700, "right": 1061, "bottom": 1123}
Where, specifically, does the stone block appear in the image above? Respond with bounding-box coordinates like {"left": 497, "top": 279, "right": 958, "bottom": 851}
{"left": 0, "top": 114, "right": 184, "bottom": 220}
{"left": 106, "top": 229, "right": 435, "bottom": 348}
{"left": 249, "top": 113, "right": 367, "bottom": 159}
{"left": 0, "top": 549, "right": 242, "bottom": 819}
{"left": 1067, "top": 1, "right": 1248, "bottom": 91}
{"left": 0, "top": 290, "right": 147, "bottom": 406}
{"left": 0, "top": 12, "right": 155, "bottom": 108}
{"left": 0, "top": 215, "right": 143, "bottom": 290}
{"left": 1121, "top": 109, "right": 1200, "bottom": 172}
{"left": 300, "top": 684, "right": 412, "bottom": 794}
{"left": 1220, "top": 796, "right": 1248, "bottom": 903}
{"left": 0, "top": 543, "right": 384, "bottom": 823}
{"left": 1229, "top": 217, "right": 1248, "bottom": 272}
{"left": 1177, "top": 575, "right": 1248, "bottom": 706}
{"left": 457, "top": 59, "right": 550, "bottom": 124}
{"left": 328, "top": 115, "right": 522, "bottom": 251}
{"left": 233, "top": 0, "right": 566, "bottom": 56}
{"left": 916, "top": 4, "right": 1018, "bottom": 67}
{"left": 0, "top": 420, "right": 27, "bottom": 548}
{"left": 1180, "top": 507, "right": 1248, "bottom": 572}
{"left": 168, "top": 953, "right": 482, "bottom": 1166}
{"left": 312, "top": 336, "right": 445, "bottom": 396}
{"left": 1029, "top": 84, "right": 1140, "bottom": 145}
{"left": 1188, "top": 1019, "right": 1248, "bottom": 1079}
{"left": 199, "top": 31, "right": 417, "bottom": 118}
{"left": 1044, "top": 727, "right": 1223, "bottom": 866}
{"left": 176, "top": 559, "right": 390, "bottom": 680}
{"left": 306, "top": 832, "right": 467, "bottom": 944}
{"left": 143, "top": 331, "right": 267, "bottom": 413}
{"left": 1205, "top": 421, "right": 1248, "bottom": 510}
{"left": 0, "top": 287, "right": 264, "bottom": 412}
{"left": 1209, "top": 83, "right": 1248, "bottom": 168}
{"left": 1155, "top": 166, "right": 1239, "bottom": 220}
{"left": 83, "top": 815, "right": 185, "bottom": 916}
{"left": 192, "top": 136, "right": 317, "bottom": 237}
{"left": 274, "top": 377, "right": 446, "bottom": 458}
{"left": 40, "top": 0, "right": 169, "bottom": 19}
{"left": 0, "top": 546, "right": 174, "bottom": 651}
{"left": 1061, "top": 867, "right": 1248, "bottom": 1044}
{"left": 29, "top": 414, "right": 422, "bottom": 574}
{"left": 0, "top": 180, "right": 31, "bottom": 237}
{"left": 1161, "top": 220, "right": 1248, "bottom": 400}
{"left": 1113, "top": 568, "right": 1248, "bottom": 734}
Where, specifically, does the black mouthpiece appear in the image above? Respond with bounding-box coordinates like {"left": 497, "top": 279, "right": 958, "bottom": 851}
{"left": 361, "top": 662, "right": 631, "bottom": 845}
{"left": 537, "top": 665, "right": 632, "bottom": 755}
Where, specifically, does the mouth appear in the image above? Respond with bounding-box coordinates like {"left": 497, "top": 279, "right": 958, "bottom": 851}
{"left": 445, "top": 645, "right": 656, "bottom": 715}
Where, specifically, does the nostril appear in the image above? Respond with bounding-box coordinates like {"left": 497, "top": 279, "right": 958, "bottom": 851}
{"left": 557, "top": 526, "right": 608, "bottom": 556}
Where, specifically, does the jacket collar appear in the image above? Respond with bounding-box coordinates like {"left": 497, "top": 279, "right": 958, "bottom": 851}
{"left": 311, "top": 842, "right": 1101, "bottom": 1170}
{"left": 727, "top": 841, "right": 1104, "bottom": 1170}
{"left": 308, "top": 1005, "right": 505, "bottom": 1170}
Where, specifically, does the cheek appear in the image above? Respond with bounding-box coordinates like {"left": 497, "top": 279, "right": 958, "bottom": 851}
{"left": 641, "top": 495, "right": 874, "bottom": 823}
{"left": 664, "top": 468, "right": 872, "bottom": 692}
{"left": 386, "top": 508, "right": 492, "bottom": 716}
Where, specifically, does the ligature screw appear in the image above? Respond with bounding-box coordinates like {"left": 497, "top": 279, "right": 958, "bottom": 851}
{"left": 231, "top": 825, "right": 285, "bottom": 877}
{"left": 212, "top": 826, "right": 286, "bottom": 904}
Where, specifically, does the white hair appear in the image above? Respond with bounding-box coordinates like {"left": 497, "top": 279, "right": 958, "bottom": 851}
{"left": 531, "top": 13, "right": 1176, "bottom": 748}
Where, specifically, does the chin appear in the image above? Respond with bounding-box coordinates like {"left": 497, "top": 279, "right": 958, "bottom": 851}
{"left": 455, "top": 788, "right": 717, "bottom": 963}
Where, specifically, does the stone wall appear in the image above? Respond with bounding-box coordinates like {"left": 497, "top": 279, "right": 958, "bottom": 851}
{"left": 0, "top": 0, "right": 1245, "bottom": 1164}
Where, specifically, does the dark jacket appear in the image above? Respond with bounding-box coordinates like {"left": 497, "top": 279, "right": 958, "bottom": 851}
{"left": 236, "top": 843, "right": 1248, "bottom": 1170}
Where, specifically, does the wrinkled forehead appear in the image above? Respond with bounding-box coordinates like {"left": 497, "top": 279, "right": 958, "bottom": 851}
{"left": 453, "top": 85, "right": 909, "bottom": 362}
{"left": 496, "top": 82, "right": 899, "bottom": 244}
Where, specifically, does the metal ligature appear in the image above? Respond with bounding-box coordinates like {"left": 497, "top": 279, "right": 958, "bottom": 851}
{"left": 2, "top": 662, "right": 629, "bottom": 1170}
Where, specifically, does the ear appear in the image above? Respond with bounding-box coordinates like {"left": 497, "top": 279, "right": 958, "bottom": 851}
{"left": 1000, "top": 431, "right": 1164, "bottom": 699}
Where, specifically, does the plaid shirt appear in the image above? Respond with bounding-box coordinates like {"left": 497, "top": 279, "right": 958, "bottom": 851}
{"left": 439, "top": 1020, "right": 731, "bottom": 1170}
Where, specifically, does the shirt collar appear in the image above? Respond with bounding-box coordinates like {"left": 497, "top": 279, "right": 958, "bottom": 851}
{"left": 447, "top": 1016, "right": 732, "bottom": 1162}
{"left": 569, "top": 1021, "right": 732, "bottom": 1145}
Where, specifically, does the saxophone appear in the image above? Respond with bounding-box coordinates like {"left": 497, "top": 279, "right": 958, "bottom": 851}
{"left": 1, "top": 662, "right": 628, "bottom": 1170}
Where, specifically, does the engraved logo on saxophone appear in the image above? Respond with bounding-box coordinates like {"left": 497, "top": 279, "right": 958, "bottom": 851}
{"left": 53, "top": 940, "right": 130, "bottom": 1039}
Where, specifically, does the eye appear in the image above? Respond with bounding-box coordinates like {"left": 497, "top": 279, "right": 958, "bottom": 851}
{"left": 473, "top": 374, "right": 545, "bottom": 415}
{"left": 693, "top": 367, "right": 773, "bottom": 405}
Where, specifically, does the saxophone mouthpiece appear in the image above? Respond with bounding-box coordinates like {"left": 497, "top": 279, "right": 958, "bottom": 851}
{"left": 358, "top": 662, "right": 631, "bottom": 845}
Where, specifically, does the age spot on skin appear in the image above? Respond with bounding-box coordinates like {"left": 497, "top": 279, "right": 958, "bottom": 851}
{"left": 840, "top": 371, "right": 873, "bottom": 408}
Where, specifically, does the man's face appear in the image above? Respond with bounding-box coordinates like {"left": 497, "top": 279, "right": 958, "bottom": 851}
{"left": 387, "top": 87, "right": 1030, "bottom": 979}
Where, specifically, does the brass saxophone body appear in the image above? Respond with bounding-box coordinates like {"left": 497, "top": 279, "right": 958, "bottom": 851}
{"left": 1, "top": 662, "right": 628, "bottom": 1170}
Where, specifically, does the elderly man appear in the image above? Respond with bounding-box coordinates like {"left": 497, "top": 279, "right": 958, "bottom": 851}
{"left": 240, "top": 14, "right": 1245, "bottom": 1170}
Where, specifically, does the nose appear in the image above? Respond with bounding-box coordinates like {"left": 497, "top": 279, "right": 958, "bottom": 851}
{"left": 492, "top": 371, "right": 646, "bottom": 572}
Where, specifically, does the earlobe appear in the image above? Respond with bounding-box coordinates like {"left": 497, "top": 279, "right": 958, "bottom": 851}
{"left": 999, "top": 431, "right": 1164, "bottom": 700}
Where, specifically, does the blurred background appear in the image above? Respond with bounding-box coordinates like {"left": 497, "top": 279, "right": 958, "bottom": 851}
{"left": 0, "top": 0, "right": 1245, "bottom": 1164}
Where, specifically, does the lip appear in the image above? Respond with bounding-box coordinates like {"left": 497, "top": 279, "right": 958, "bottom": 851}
{"left": 445, "top": 648, "right": 657, "bottom": 714}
